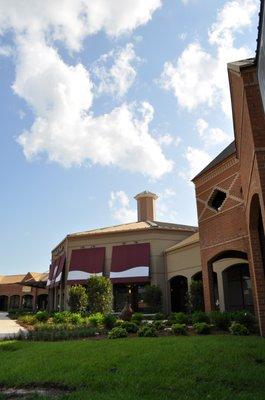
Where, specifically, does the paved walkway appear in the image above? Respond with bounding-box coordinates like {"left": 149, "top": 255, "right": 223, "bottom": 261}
{"left": 0, "top": 312, "right": 27, "bottom": 339}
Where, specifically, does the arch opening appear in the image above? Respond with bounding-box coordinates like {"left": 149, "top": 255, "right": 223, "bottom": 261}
{"left": 170, "top": 275, "right": 188, "bottom": 312}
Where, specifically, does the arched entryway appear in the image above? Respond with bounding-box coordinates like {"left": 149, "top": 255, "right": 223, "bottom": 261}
{"left": 223, "top": 263, "right": 253, "bottom": 312}
{"left": 22, "top": 294, "right": 33, "bottom": 310}
{"left": 0, "top": 296, "right": 8, "bottom": 311}
{"left": 37, "top": 294, "right": 48, "bottom": 310}
{"left": 170, "top": 275, "right": 188, "bottom": 312}
{"left": 9, "top": 295, "right": 20, "bottom": 309}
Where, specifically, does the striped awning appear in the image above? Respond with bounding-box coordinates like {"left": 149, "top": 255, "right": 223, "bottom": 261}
{"left": 110, "top": 243, "right": 150, "bottom": 283}
{"left": 67, "top": 247, "right": 105, "bottom": 284}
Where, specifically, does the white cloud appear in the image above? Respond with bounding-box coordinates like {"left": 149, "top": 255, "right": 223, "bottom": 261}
{"left": 109, "top": 191, "right": 137, "bottom": 223}
{"left": 157, "top": 134, "right": 174, "bottom": 146}
{"left": 0, "top": 45, "right": 13, "bottom": 57}
{"left": 0, "top": 0, "right": 161, "bottom": 51}
{"left": 196, "top": 118, "right": 232, "bottom": 148}
{"left": 0, "top": 0, "right": 172, "bottom": 179}
{"left": 159, "top": 0, "right": 258, "bottom": 116}
{"left": 93, "top": 43, "right": 139, "bottom": 98}
{"left": 182, "top": 146, "right": 212, "bottom": 180}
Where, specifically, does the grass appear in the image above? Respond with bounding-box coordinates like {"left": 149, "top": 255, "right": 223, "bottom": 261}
{"left": 0, "top": 335, "right": 265, "bottom": 399}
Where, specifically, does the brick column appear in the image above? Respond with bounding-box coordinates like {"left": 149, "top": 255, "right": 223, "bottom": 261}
{"left": 248, "top": 229, "right": 265, "bottom": 336}
{"left": 202, "top": 259, "right": 215, "bottom": 312}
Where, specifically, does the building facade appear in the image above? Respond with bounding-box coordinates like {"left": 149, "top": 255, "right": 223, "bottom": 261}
{"left": 47, "top": 192, "right": 197, "bottom": 312}
{"left": 0, "top": 272, "right": 48, "bottom": 311}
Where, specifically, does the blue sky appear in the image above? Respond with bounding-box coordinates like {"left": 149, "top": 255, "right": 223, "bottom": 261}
{"left": 0, "top": 0, "right": 259, "bottom": 274}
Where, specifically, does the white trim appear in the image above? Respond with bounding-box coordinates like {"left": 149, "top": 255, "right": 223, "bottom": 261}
{"left": 110, "top": 266, "right": 149, "bottom": 279}
{"left": 55, "top": 272, "right": 62, "bottom": 283}
{"left": 67, "top": 270, "right": 103, "bottom": 281}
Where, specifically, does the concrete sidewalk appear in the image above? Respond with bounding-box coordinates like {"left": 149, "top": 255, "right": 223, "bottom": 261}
{"left": 0, "top": 312, "right": 27, "bottom": 339}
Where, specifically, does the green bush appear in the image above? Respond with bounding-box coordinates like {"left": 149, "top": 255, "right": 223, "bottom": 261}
{"left": 18, "top": 314, "right": 37, "bottom": 325}
{"left": 131, "top": 312, "right": 143, "bottom": 325}
{"left": 88, "top": 312, "right": 104, "bottom": 327}
{"left": 68, "top": 285, "right": 88, "bottom": 312}
{"left": 115, "top": 319, "right": 124, "bottom": 327}
{"left": 231, "top": 311, "right": 256, "bottom": 331}
{"left": 210, "top": 311, "right": 231, "bottom": 331}
{"left": 52, "top": 311, "right": 71, "bottom": 324}
{"left": 152, "top": 320, "right": 166, "bottom": 331}
{"left": 103, "top": 313, "right": 117, "bottom": 330}
{"left": 25, "top": 324, "right": 97, "bottom": 341}
{"left": 172, "top": 323, "right": 187, "bottom": 335}
{"left": 192, "top": 311, "right": 210, "bottom": 324}
{"left": 170, "top": 312, "right": 189, "bottom": 325}
{"left": 194, "top": 322, "right": 211, "bottom": 335}
{"left": 35, "top": 311, "right": 50, "bottom": 322}
{"left": 229, "top": 322, "right": 249, "bottom": 336}
{"left": 87, "top": 276, "right": 113, "bottom": 314}
{"left": 108, "top": 327, "right": 128, "bottom": 339}
{"left": 142, "top": 285, "right": 162, "bottom": 313}
{"left": 121, "top": 321, "right": 139, "bottom": 333}
{"left": 154, "top": 312, "right": 166, "bottom": 321}
{"left": 68, "top": 313, "right": 83, "bottom": 325}
{"left": 138, "top": 325, "right": 158, "bottom": 337}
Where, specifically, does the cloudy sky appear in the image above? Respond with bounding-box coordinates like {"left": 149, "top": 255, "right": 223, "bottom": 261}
{"left": 0, "top": 0, "right": 259, "bottom": 274}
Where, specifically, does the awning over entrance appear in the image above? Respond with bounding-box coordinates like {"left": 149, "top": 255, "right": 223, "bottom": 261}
{"left": 110, "top": 243, "right": 150, "bottom": 283}
{"left": 67, "top": 247, "right": 105, "bottom": 284}
{"left": 46, "top": 257, "right": 60, "bottom": 288}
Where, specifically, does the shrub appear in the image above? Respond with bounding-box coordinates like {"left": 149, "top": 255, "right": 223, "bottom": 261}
{"left": 68, "top": 285, "right": 88, "bottom": 313}
{"left": 87, "top": 276, "right": 113, "bottom": 314}
{"left": 115, "top": 319, "right": 124, "bottom": 327}
{"left": 152, "top": 320, "right": 167, "bottom": 331}
{"left": 18, "top": 314, "right": 37, "bottom": 326}
{"left": 25, "top": 324, "right": 97, "bottom": 341}
{"left": 172, "top": 323, "right": 187, "bottom": 335}
{"left": 88, "top": 312, "right": 104, "bottom": 327}
{"left": 186, "top": 280, "right": 204, "bottom": 312}
{"left": 210, "top": 311, "right": 231, "bottom": 331}
{"left": 170, "top": 312, "right": 189, "bottom": 325}
{"left": 229, "top": 322, "right": 249, "bottom": 336}
{"left": 108, "top": 327, "right": 128, "bottom": 339}
{"left": 103, "top": 313, "right": 117, "bottom": 330}
{"left": 231, "top": 311, "right": 256, "bottom": 331}
{"left": 142, "top": 285, "right": 162, "bottom": 313}
{"left": 68, "top": 313, "right": 83, "bottom": 325}
{"left": 191, "top": 311, "right": 210, "bottom": 324}
{"left": 35, "top": 311, "right": 50, "bottom": 322}
{"left": 131, "top": 312, "right": 143, "bottom": 325}
{"left": 193, "top": 322, "right": 211, "bottom": 335}
{"left": 52, "top": 311, "right": 71, "bottom": 324}
{"left": 121, "top": 321, "right": 139, "bottom": 333}
{"left": 138, "top": 325, "right": 158, "bottom": 337}
{"left": 154, "top": 312, "right": 167, "bottom": 321}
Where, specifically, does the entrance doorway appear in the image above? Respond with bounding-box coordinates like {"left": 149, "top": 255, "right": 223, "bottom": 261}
{"left": 37, "top": 294, "right": 48, "bottom": 310}
{"left": 113, "top": 283, "right": 148, "bottom": 313}
{"left": 170, "top": 276, "right": 188, "bottom": 312}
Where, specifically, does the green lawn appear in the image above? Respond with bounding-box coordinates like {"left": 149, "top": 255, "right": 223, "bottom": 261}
{"left": 0, "top": 335, "right": 265, "bottom": 400}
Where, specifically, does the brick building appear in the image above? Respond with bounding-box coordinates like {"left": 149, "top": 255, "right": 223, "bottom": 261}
{"left": 0, "top": 272, "right": 48, "bottom": 311}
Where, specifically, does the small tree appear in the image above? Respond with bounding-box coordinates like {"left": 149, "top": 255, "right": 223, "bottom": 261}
{"left": 186, "top": 280, "right": 204, "bottom": 312}
{"left": 68, "top": 285, "right": 88, "bottom": 312}
{"left": 87, "top": 276, "right": 113, "bottom": 314}
{"left": 143, "top": 285, "right": 162, "bottom": 313}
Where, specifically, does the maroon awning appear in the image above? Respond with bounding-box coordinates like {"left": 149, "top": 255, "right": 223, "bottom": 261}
{"left": 54, "top": 253, "right": 66, "bottom": 287}
{"left": 67, "top": 247, "right": 105, "bottom": 284}
{"left": 47, "top": 257, "right": 60, "bottom": 288}
{"left": 110, "top": 243, "right": 150, "bottom": 283}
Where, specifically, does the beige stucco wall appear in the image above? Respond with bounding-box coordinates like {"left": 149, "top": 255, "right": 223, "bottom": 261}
{"left": 166, "top": 242, "right": 201, "bottom": 283}
{"left": 50, "top": 229, "right": 195, "bottom": 311}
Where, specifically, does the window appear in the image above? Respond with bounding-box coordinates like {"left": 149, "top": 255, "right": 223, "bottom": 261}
{"left": 208, "top": 189, "right": 227, "bottom": 211}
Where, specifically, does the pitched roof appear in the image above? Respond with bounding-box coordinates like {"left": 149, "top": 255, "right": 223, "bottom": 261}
{"left": 192, "top": 141, "right": 236, "bottom": 181}
{"left": 165, "top": 232, "right": 200, "bottom": 253}
{"left": 69, "top": 220, "right": 198, "bottom": 238}
{"left": 0, "top": 274, "right": 25, "bottom": 284}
